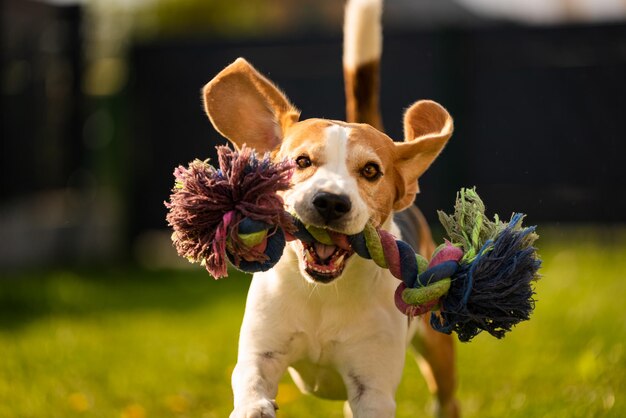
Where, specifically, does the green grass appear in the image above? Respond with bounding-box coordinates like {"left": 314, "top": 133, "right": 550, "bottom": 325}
{"left": 1, "top": 226, "right": 625, "bottom": 417}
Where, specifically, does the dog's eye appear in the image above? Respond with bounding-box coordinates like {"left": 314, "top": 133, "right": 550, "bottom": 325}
{"left": 295, "top": 155, "right": 312, "bottom": 169}
{"left": 361, "top": 162, "right": 382, "bottom": 180}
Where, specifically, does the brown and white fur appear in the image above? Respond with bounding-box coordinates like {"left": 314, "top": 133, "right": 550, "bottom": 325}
{"left": 202, "top": 0, "right": 459, "bottom": 416}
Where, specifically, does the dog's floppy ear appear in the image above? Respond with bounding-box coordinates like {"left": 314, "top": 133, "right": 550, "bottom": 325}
{"left": 393, "top": 100, "right": 453, "bottom": 211}
{"left": 203, "top": 58, "right": 300, "bottom": 152}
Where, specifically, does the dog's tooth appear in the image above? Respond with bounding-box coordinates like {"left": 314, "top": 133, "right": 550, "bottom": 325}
{"left": 335, "top": 254, "right": 345, "bottom": 265}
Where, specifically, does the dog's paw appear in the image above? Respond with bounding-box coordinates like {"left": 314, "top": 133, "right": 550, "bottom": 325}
{"left": 230, "top": 399, "right": 278, "bottom": 418}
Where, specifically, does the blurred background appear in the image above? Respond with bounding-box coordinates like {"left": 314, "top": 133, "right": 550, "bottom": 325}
{"left": 2, "top": 0, "right": 626, "bottom": 270}
{"left": 1, "top": 0, "right": 625, "bottom": 417}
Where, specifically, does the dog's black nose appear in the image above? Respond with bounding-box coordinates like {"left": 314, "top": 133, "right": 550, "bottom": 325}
{"left": 313, "top": 192, "right": 352, "bottom": 222}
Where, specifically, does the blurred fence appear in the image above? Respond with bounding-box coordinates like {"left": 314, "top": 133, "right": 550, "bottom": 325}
{"left": 2, "top": 0, "right": 83, "bottom": 196}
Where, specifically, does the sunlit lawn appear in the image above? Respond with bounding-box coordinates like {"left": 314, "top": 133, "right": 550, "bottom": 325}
{"left": 1, "top": 226, "right": 625, "bottom": 417}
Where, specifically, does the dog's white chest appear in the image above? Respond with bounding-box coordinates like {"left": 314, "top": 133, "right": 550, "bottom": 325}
{"left": 238, "top": 242, "right": 409, "bottom": 400}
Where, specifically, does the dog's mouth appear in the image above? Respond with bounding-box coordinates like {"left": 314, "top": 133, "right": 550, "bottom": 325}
{"left": 300, "top": 239, "right": 354, "bottom": 283}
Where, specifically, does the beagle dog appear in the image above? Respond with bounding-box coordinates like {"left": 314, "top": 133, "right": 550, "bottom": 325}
{"left": 202, "top": 1, "right": 459, "bottom": 417}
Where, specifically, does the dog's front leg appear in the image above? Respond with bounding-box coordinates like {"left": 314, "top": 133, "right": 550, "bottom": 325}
{"left": 343, "top": 382, "right": 397, "bottom": 418}
{"left": 230, "top": 274, "right": 301, "bottom": 418}
{"left": 340, "top": 362, "right": 402, "bottom": 418}
{"left": 230, "top": 351, "right": 288, "bottom": 418}
{"left": 337, "top": 331, "right": 406, "bottom": 418}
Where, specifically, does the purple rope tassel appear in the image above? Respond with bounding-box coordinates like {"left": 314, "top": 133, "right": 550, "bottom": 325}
{"left": 165, "top": 146, "right": 295, "bottom": 278}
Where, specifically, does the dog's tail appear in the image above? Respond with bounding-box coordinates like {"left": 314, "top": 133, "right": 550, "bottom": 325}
{"left": 343, "top": 0, "right": 383, "bottom": 130}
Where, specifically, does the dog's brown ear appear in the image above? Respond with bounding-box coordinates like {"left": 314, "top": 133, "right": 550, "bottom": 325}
{"left": 393, "top": 100, "right": 453, "bottom": 211}
{"left": 203, "top": 58, "right": 300, "bottom": 152}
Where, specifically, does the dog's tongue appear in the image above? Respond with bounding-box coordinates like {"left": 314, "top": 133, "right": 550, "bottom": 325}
{"left": 314, "top": 242, "right": 336, "bottom": 261}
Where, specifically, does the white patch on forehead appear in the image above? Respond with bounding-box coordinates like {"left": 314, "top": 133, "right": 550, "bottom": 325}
{"left": 308, "top": 124, "right": 353, "bottom": 195}
{"left": 324, "top": 124, "right": 351, "bottom": 173}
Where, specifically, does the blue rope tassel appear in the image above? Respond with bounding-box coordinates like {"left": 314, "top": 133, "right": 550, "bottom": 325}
{"left": 431, "top": 214, "right": 541, "bottom": 342}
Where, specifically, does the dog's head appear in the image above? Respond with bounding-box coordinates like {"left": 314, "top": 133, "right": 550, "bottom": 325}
{"left": 203, "top": 58, "right": 453, "bottom": 284}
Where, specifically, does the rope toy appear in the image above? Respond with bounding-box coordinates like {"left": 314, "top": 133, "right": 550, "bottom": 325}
{"left": 166, "top": 146, "right": 541, "bottom": 342}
